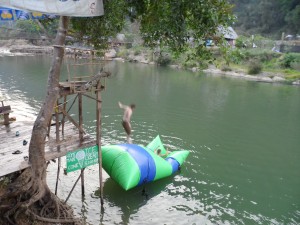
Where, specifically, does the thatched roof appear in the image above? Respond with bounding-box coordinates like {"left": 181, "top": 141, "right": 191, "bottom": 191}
{"left": 218, "top": 26, "right": 238, "bottom": 40}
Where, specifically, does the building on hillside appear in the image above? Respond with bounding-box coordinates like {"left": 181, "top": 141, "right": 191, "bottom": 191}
{"left": 217, "top": 26, "right": 238, "bottom": 47}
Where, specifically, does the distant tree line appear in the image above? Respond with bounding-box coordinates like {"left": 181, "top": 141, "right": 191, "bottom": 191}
{"left": 229, "top": 0, "right": 300, "bottom": 38}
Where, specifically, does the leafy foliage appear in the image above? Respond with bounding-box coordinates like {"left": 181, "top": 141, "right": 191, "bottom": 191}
{"left": 39, "top": 18, "right": 59, "bottom": 38}
{"left": 71, "top": 0, "right": 234, "bottom": 59}
{"left": 71, "top": 0, "right": 128, "bottom": 51}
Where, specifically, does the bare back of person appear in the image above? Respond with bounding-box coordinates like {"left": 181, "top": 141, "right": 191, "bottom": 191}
{"left": 118, "top": 101, "right": 135, "bottom": 143}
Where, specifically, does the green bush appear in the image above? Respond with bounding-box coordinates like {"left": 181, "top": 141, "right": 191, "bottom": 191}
{"left": 279, "top": 53, "right": 300, "bottom": 68}
{"left": 156, "top": 53, "right": 172, "bottom": 66}
{"left": 182, "top": 60, "right": 198, "bottom": 69}
{"left": 198, "top": 61, "right": 209, "bottom": 69}
{"left": 116, "top": 47, "right": 129, "bottom": 58}
{"left": 229, "top": 49, "right": 245, "bottom": 64}
{"left": 235, "top": 35, "right": 251, "bottom": 48}
{"left": 133, "top": 48, "right": 141, "bottom": 56}
{"left": 247, "top": 61, "right": 262, "bottom": 74}
{"left": 291, "top": 61, "right": 300, "bottom": 71}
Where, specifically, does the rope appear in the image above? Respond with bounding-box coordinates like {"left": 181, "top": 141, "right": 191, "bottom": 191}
{"left": 53, "top": 94, "right": 77, "bottom": 111}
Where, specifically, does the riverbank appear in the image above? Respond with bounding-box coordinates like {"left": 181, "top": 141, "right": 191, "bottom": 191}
{"left": 1, "top": 39, "right": 299, "bottom": 86}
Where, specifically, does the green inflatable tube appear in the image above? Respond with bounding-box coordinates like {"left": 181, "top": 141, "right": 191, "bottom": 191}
{"left": 101, "top": 135, "right": 189, "bottom": 190}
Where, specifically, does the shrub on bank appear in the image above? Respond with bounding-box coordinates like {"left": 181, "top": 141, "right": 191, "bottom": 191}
{"left": 155, "top": 53, "right": 172, "bottom": 66}
{"left": 133, "top": 47, "right": 142, "bottom": 56}
{"left": 182, "top": 60, "right": 198, "bottom": 69}
{"left": 229, "top": 49, "right": 246, "bottom": 64}
{"left": 291, "top": 62, "right": 300, "bottom": 71}
{"left": 242, "top": 49, "right": 281, "bottom": 62}
{"left": 279, "top": 53, "right": 300, "bottom": 69}
{"left": 248, "top": 60, "right": 262, "bottom": 75}
{"left": 116, "top": 47, "right": 129, "bottom": 58}
{"left": 221, "top": 64, "right": 232, "bottom": 71}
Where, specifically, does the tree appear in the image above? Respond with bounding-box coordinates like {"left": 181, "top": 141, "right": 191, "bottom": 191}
{"left": 0, "top": 17, "right": 75, "bottom": 224}
{"left": 229, "top": 0, "right": 300, "bottom": 37}
{"left": 285, "top": 4, "right": 300, "bottom": 33}
{"left": 72, "top": 0, "right": 234, "bottom": 58}
{"left": 0, "top": 1, "right": 233, "bottom": 224}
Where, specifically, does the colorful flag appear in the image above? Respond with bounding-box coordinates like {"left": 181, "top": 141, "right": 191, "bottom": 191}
{"left": 0, "top": 7, "right": 56, "bottom": 20}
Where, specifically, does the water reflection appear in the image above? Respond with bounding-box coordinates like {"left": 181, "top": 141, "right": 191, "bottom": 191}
{"left": 99, "top": 176, "right": 173, "bottom": 224}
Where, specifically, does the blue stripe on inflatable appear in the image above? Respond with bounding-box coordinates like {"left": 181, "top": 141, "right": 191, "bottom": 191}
{"left": 165, "top": 157, "right": 180, "bottom": 174}
{"left": 118, "top": 144, "right": 156, "bottom": 186}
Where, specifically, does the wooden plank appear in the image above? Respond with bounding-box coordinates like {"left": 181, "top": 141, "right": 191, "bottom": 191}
{"left": 0, "top": 105, "right": 12, "bottom": 114}
{"left": 59, "top": 107, "right": 86, "bottom": 135}
{"left": 0, "top": 120, "right": 96, "bottom": 177}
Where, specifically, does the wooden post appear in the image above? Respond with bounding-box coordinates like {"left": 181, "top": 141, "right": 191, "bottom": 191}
{"left": 55, "top": 100, "right": 60, "bottom": 152}
{"left": 78, "top": 93, "right": 84, "bottom": 142}
{"left": 55, "top": 158, "right": 61, "bottom": 195}
{"left": 62, "top": 95, "right": 67, "bottom": 136}
{"left": 3, "top": 113, "right": 9, "bottom": 125}
{"left": 78, "top": 93, "right": 85, "bottom": 198}
{"left": 96, "top": 81, "right": 104, "bottom": 205}
{"left": 55, "top": 99, "right": 61, "bottom": 195}
{"left": 65, "top": 169, "right": 85, "bottom": 203}
{"left": 1, "top": 101, "right": 10, "bottom": 125}
{"left": 280, "top": 32, "right": 285, "bottom": 52}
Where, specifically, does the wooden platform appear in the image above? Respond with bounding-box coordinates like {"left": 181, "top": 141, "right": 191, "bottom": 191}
{"left": 0, "top": 120, "right": 96, "bottom": 177}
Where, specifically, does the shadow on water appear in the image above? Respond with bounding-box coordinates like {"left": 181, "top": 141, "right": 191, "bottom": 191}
{"left": 92, "top": 175, "right": 175, "bottom": 224}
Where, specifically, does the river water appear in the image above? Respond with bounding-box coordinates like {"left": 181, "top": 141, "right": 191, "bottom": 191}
{"left": 0, "top": 55, "right": 299, "bottom": 225}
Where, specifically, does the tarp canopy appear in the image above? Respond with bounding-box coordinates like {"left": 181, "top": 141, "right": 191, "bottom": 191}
{"left": 0, "top": 0, "right": 103, "bottom": 18}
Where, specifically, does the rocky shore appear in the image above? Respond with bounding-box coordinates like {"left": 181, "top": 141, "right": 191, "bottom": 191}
{"left": 1, "top": 39, "right": 299, "bottom": 86}
{"left": 0, "top": 39, "right": 53, "bottom": 56}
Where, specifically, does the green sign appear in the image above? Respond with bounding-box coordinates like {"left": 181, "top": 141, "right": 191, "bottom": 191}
{"left": 66, "top": 145, "right": 99, "bottom": 173}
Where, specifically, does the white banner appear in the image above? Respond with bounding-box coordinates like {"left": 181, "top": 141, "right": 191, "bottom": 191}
{"left": 0, "top": 0, "right": 104, "bottom": 17}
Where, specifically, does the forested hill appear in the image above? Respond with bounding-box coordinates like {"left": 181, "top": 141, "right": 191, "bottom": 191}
{"left": 229, "top": 0, "right": 300, "bottom": 38}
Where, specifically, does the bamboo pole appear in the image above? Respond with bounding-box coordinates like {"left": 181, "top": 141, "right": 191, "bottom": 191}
{"left": 78, "top": 93, "right": 85, "bottom": 198}
{"left": 59, "top": 107, "right": 85, "bottom": 134}
{"left": 65, "top": 169, "right": 85, "bottom": 203}
{"left": 55, "top": 158, "right": 61, "bottom": 196}
{"left": 82, "top": 93, "right": 102, "bottom": 102}
{"left": 62, "top": 95, "right": 67, "bottom": 136}
{"left": 78, "top": 93, "right": 84, "bottom": 142}
{"left": 96, "top": 81, "right": 104, "bottom": 205}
